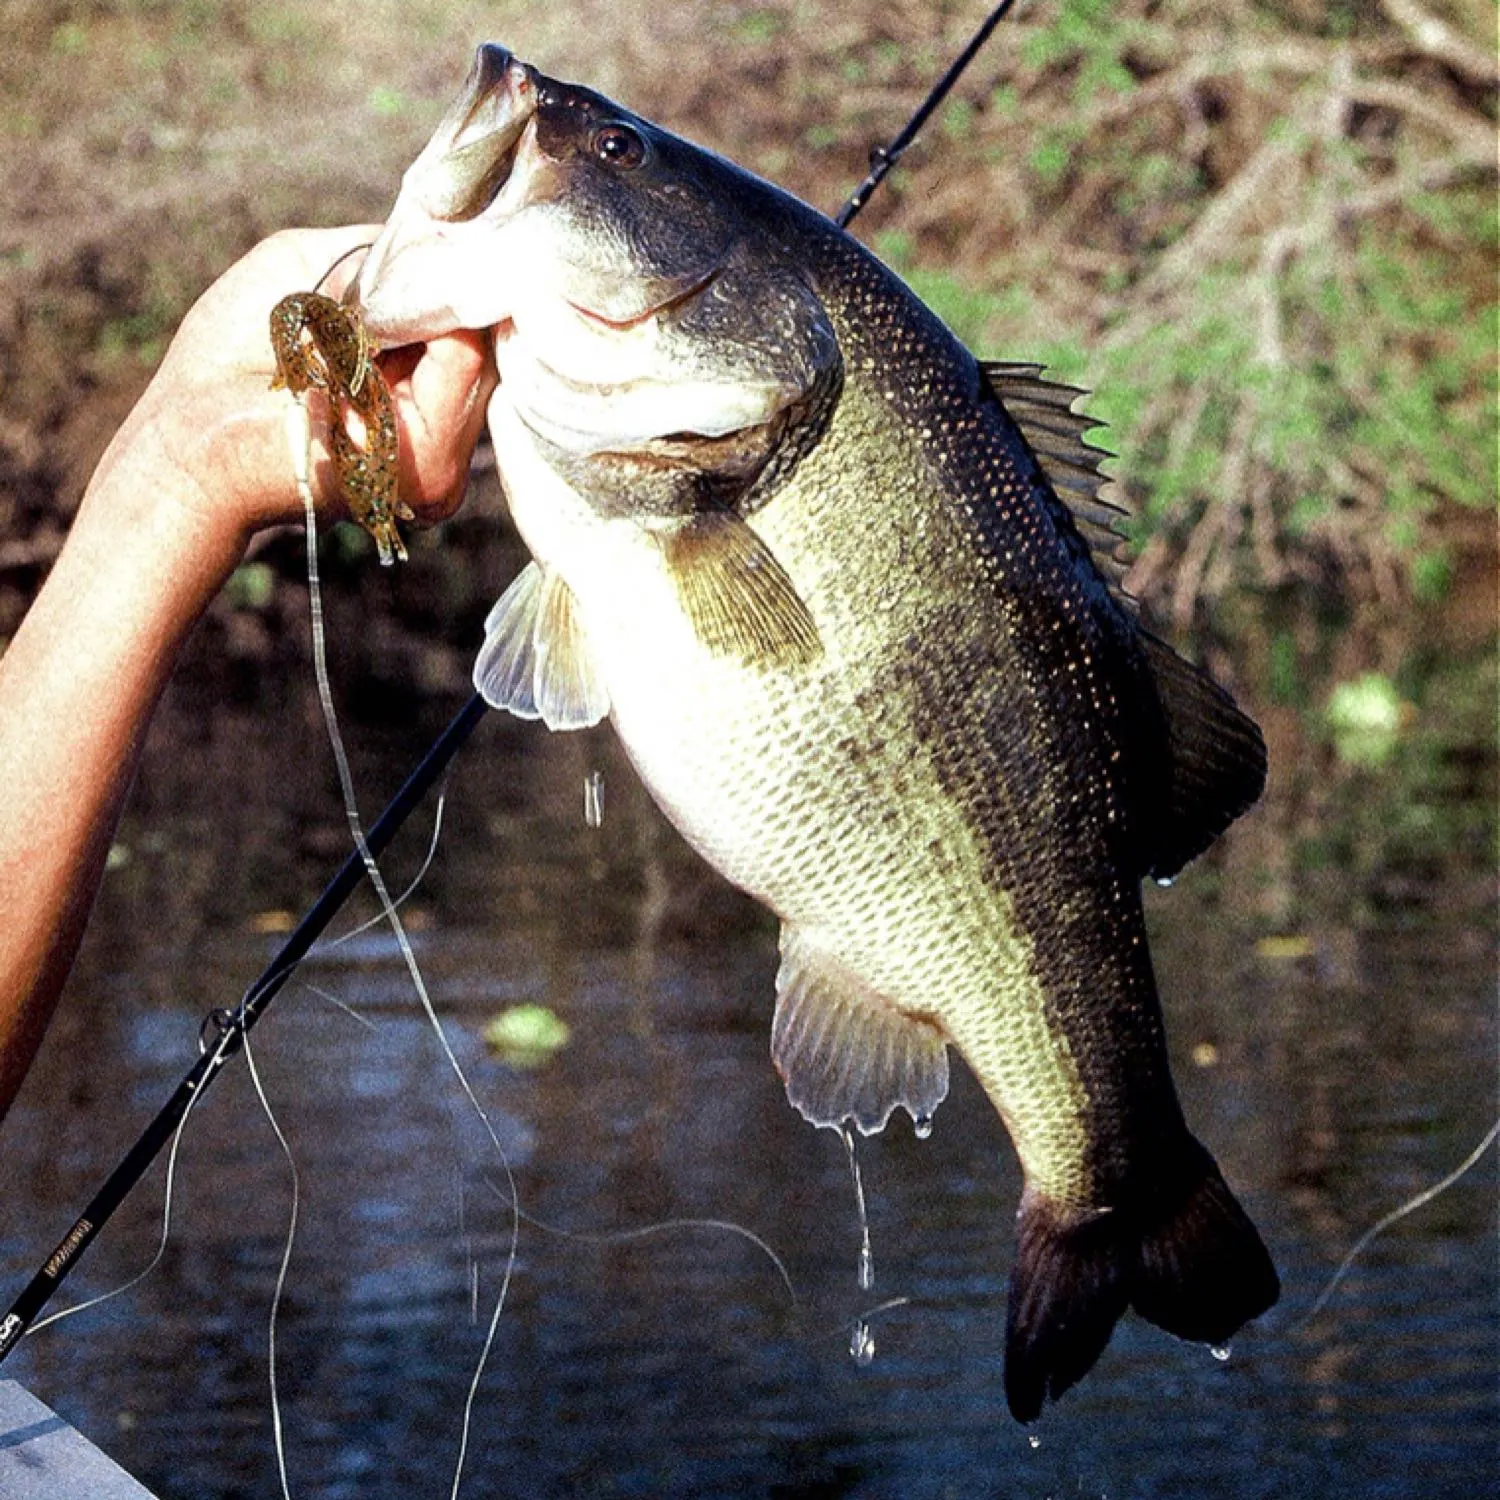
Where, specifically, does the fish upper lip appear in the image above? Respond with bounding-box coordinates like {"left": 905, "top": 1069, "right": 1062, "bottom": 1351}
{"left": 431, "top": 97, "right": 535, "bottom": 225}
{"left": 352, "top": 47, "right": 538, "bottom": 335}
{"left": 565, "top": 266, "right": 722, "bottom": 333}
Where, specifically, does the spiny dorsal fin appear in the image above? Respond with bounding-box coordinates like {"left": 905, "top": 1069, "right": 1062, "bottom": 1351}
{"left": 1134, "top": 631, "right": 1267, "bottom": 881}
{"left": 472, "top": 562, "right": 611, "bottom": 730}
{"left": 772, "top": 926, "right": 949, "bottom": 1137}
{"left": 659, "top": 512, "right": 822, "bottom": 669}
{"left": 981, "top": 361, "right": 1134, "bottom": 611}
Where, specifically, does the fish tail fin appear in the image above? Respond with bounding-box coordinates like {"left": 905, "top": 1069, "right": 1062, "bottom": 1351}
{"left": 1005, "top": 1192, "right": 1131, "bottom": 1423}
{"left": 1004, "top": 1140, "right": 1278, "bottom": 1423}
{"left": 1130, "top": 1137, "right": 1280, "bottom": 1345}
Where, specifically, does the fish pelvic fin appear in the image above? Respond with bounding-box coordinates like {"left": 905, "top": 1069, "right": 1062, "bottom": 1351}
{"left": 1004, "top": 1139, "right": 1279, "bottom": 1424}
{"left": 659, "top": 512, "right": 822, "bottom": 670}
{"left": 772, "top": 926, "right": 949, "bottom": 1137}
{"left": 472, "top": 561, "right": 611, "bottom": 730}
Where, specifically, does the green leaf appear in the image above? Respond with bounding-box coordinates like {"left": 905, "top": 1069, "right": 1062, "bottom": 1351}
{"left": 482, "top": 1004, "right": 571, "bottom": 1069}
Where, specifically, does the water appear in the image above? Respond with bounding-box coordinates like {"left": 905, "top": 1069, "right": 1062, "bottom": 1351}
{"left": 842, "top": 1126, "right": 876, "bottom": 1294}
{"left": 0, "top": 687, "right": 1495, "bottom": 1500}
{"left": 584, "top": 770, "right": 605, "bottom": 830}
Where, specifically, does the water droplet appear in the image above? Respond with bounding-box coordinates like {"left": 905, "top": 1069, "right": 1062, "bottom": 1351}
{"left": 849, "top": 1319, "right": 875, "bottom": 1366}
{"left": 583, "top": 770, "right": 605, "bottom": 828}
{"left": 1210, "top": 1344, "right": 1232, "bottom": 1363}
{"left": 1154, "top": 875, "right": 1174, "bottom": 888}
{"left": 913, "top": 1114, "right": 933, "bottom": 1140}
{"left": 841, "top": 1127, "right": 875, "bottom": 1294}
{"left": 1027, "top": 1433, "right": 1041, "bottom": 1449}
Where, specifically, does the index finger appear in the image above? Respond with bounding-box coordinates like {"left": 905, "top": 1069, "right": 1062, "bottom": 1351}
{"left": 166, "top": 225, "right": 387, "bottom": 376}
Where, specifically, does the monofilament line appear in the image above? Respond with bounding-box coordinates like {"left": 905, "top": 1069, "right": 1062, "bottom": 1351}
{"left": 315, "top": 781, "right": 452, "bottom": 954}
{"left": 1300, "top": 1116, "right": 1500, "bottom": 1326}
{"left": 290, "top": 401, "right": 520, "bottom": 1500}
{"left": 241, "top": 1027, "right": 299, "bottom": 1500}
{"left": 24, "top": 1026, "right": 234, "bottom": 1340}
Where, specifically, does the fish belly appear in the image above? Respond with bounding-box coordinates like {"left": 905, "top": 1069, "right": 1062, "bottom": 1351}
{"left": 499, "top": 413, "right": 1099, "bottom": 1200}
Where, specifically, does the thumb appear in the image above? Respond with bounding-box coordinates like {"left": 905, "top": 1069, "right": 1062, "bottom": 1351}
{"left": 383, "top": 330, "right": 498, "bottom": 523}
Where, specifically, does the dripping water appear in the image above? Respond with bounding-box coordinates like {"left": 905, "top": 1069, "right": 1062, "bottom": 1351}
{"left": 849, "top": 1319, "right": 876, "bottom": 1367}
{"left": 840, "top": 1126, "right": 875, "bottom": 1293}
{"left": 584, "top": 769, "right": 605, "bottom": 829}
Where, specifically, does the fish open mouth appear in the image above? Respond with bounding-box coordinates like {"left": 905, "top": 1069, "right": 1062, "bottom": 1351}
{"left": 425, "top": 49, "right": 537, "bottom": 225}
{"left": 352, "top": 46, "right": 538, "bottom": 342}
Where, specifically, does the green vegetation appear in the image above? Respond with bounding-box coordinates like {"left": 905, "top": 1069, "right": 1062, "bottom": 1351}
{"left": 0, "top": 0, "right": 1489, "bottom": 920}
{"left": 483, "top": 1004, "right": 572, "bottom": 1069}
{"left": 857, "top": 0, "right": 1497, "bottom": 631}
{"left": 0, "top": 0, "right": 1492, "bottom": 664}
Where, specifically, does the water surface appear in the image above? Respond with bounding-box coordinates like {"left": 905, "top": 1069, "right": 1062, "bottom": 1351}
{"left": 2, "top": 685, "right": 1494, "bottom": 1499}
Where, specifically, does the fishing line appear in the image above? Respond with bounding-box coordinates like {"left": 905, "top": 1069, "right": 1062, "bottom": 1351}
{"left": 296, "top": 782, "right": 452, "bottom": 1030}
{"left": 292, "top": 401, "right": 519, "bottom": 1500}
{"left": 21, "top": 1025, "right": 236, "bottom": 1340}
{"left": 240, "top": 1025, "right": 301, "bottom": 1500}
{"left": 295, "top": 979, "right": 382, "bottom": 1033}
{"left": 313, "top": 241, "right": 375, "bottom": 299}
{"left": 1297, "top": 1116, "right": 1500, "bottom": 1328}
{"left": 475, "top": 1174, "right": 931, "bottom": 1359}
{"left": 475, "top": 1173, "right": 798, "bottom": 1311}
{"left": 316, "top": 781, "right": 451, "bottom": 954}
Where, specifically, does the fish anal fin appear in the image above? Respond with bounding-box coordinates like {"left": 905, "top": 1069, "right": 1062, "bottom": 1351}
{"left": 660, "top": 513, "right": 821, "bottom": 669}
{"left": 472, "top": 562, "right": 610, "bottom": 730}
{"left": 1135, "top": 631, "right": 1267, "bottom": 881}
{"left": 771, "top": 927, "right": 949, "bottom": 1136}
{"left": 1005, "top": 1140, "right": 1279, "bottom": 1423}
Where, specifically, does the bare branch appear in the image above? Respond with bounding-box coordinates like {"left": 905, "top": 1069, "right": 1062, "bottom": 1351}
{"left": 1380, "top": 0, "right": 1500, "bottom": 86}
{"left": 1345, "top": 78, "right": 1497, "bottom": 162}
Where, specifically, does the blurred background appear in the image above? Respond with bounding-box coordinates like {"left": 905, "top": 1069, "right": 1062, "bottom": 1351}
{"left": 1, "top": 3, "right": 1495, "bottom": 1497}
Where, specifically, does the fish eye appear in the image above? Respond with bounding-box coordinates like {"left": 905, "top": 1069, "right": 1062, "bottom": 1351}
{"left": 592, "top": 123, "right": 645, "bottom": 168}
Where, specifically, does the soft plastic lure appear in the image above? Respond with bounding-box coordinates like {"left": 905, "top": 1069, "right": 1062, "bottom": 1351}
{"left": 269, "top": 290, "right": 412, "bottom": 564}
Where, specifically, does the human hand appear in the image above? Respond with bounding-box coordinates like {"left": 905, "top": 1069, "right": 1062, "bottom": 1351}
{"left": 88, "top": 224, "right": 498, "bottom": 557}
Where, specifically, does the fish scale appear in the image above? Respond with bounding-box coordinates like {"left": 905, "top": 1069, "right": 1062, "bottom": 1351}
{"left": 356, "top": 41, "right": 1278, "bottom": 1423}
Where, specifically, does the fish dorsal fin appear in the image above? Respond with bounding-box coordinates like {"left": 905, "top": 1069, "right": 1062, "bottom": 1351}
{"left": 1133, "top": 631, "right": 1267, "bottom": 882}
{"left": 772, "top": 926, "right": 949, "bottom": 1137}
{"left": 659, "top": 512, "right": 822, "bottom": 669}
{"left": 472, "top": 562, "right": 610, "bottom": 730}
{"left": 981, "top": 361, "right": 1135, "bottom": 609}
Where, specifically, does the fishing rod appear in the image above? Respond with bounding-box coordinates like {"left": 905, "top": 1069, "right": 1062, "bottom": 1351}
{"left": 838, "top": 0, "right": 1017, "bottom": 228}
{"left": 0, "top": 0, "right": 1021, "bottom": 1366}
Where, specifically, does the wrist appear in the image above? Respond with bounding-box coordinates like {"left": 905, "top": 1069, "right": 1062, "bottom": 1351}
{"left": 77, "top": 406, "right": 257, "bottom": 607}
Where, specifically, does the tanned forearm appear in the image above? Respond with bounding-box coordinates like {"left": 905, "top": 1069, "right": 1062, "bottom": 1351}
{"left": 0, "top": 225, "right": 495, "bottom": 1121}
{"left": 0, "top": 430, "right": 246, "bottom": 1113}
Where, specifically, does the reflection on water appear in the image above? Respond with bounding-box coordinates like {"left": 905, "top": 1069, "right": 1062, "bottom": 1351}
{"left": 1, "top": 683, "right": 1495, "bottom": 1500}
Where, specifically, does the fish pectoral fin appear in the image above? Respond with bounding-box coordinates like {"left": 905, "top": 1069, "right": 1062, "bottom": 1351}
{"left": 659, "top": 513, "right": 821, "bottom": 670}
{"left": 771, "top": 926, "right": 949, "bottom": 1137}
{"left": 472, "top": 562, "right": 611, "bottom": 730}
{"left": 1133, "top": 631, "right": 1266, "bottom": 881}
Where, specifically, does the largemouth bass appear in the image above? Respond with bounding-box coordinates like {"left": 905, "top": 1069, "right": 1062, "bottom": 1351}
{"left": 356, "top": 44, "right": 1278, "bottom": 1420}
